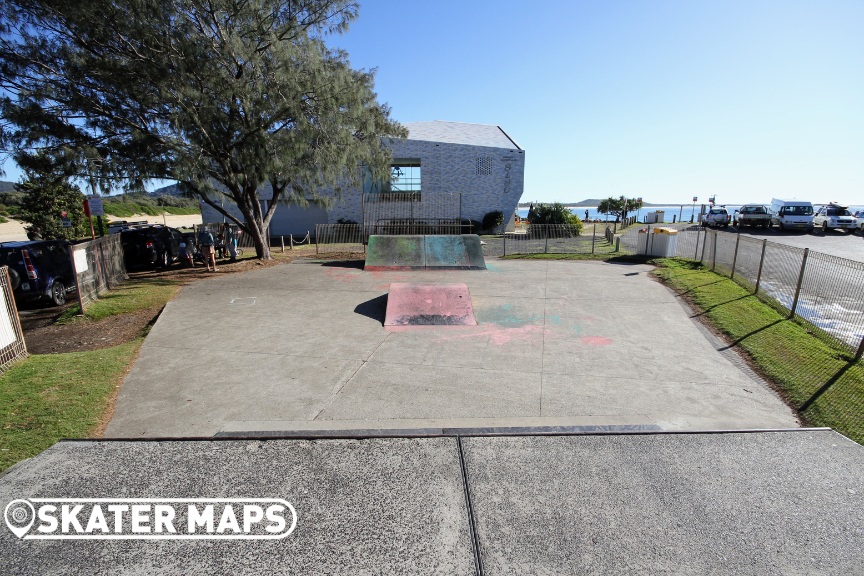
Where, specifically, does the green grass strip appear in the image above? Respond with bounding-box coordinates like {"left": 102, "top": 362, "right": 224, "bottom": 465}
{"left": 0, "top": 340, "right": 142, "bottom": 473}
{"left": 653, "top": 258, "right": 864, "bottom": 444}
{"left": 59, "top": 279, "right": 181, "bottom": 322}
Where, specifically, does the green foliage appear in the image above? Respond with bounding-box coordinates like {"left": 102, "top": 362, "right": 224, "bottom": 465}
{"left": 482, "top": 210, "right": 505, "bottom": 232}
{"left": 0, "top": 0, "right": 405, "bottom": 259}
{"left": 102, "top": 193, "right": 200, "bottom": 218}
{"left": 0, "top": 191, "right": 25, "bottom": 216}
{"left": 597, "top": 196, "right": 643, "bottom": 221}
{"left": 16, "top": 168, "right": 88, "bottom": 240}
{"left": 526, "top": 202, "right": 583, "bottom": 235}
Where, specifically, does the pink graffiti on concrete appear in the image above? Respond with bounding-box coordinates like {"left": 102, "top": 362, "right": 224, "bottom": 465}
{"left": 579, "top": 336, "right": 613, "bottom": 346}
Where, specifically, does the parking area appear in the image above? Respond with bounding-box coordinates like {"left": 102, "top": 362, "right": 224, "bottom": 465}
{"left": 719, "top": 226, "right": 864, "bottom": 263}
{"left": 105, "top": 259, "right": 798, "bottom": 438}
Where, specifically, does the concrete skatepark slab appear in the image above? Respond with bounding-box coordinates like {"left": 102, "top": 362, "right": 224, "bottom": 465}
{"left": 105, "top": 259, "right": 798, "bottom": 438}
{"left": 2, "top": 430, "right": 862, "bottom": 574}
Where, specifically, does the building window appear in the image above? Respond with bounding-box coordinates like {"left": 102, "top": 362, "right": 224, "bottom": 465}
{"left": 391, "top": 160, "right": 421, "bottom": 193}
{"left": 476, "top": 156, "right": 493, "bottom": 176}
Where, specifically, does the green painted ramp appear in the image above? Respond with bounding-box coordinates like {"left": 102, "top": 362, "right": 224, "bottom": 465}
{"left": 365, "top": 235, "right": 486, "bottom": 271}
{"left": 365, "top": 235, "right": 425, "bottom": 270}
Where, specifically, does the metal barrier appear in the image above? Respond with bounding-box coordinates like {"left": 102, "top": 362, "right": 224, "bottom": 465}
{"left": 363, "top": 192, "right": 462, "bottom": 234}
{"left": 503, "top": 224, "right": 618, "bottom": 256}
{"left": 315, "top": 224, "right": 365, "bottom": 254}
{"left": 676, "top": 229, "right": 864, "bottom": 358}
{"left": 0, "top": 266, "right": 27, "bottom": 371}
{"left": 71, "top": 234, "right": 128, "bottom": 311}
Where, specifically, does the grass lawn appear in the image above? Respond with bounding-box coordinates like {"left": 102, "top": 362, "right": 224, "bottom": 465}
{"left": 653, "top": 258, "right": 864, "bottom": 444}
{"left": 58, "top": 278, "right": 182, "bottom": 322}
{"left": 0, "top": 340, "right": 142, "bottom": 472}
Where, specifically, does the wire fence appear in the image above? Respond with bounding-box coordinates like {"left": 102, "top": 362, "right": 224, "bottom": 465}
{"left": 683, "top": 229, "right": 864, "bottom": 357}
{"left": 362, "top": 191, "right": 463, "bottom": 238}
{"left": 502, "top": 224, "right": 621, "bottom": 256}
{"left": 0, "top": 266, "right": 27, "bottom": 371}
{"left": 315, "top": 224, "right": 365, "bottom": 254}
{"left": 72, "top": 234, "right": 128, "bottom": 311}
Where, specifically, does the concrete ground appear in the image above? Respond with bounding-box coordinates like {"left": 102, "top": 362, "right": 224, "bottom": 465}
{"left": 2, "top": 430, "right": 862, "bottom": 574}
{"left": 105, "top": 259, "right": 798, "bottom": 438}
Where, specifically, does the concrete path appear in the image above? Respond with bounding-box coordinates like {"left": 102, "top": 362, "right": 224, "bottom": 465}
{"left": 3, "top": 430, "right": 862, "bottom": 574}
{"left": 105, "top": 259, "right": 798, "bottom": 437}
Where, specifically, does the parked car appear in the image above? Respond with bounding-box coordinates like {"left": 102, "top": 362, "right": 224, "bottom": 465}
{"left": 769, "top": 198, "right": 814, "bottom": 231}
{"left": 734, "top": 205, "right": 771, "bottom": 228}
{"left": 118, "top": 224, "right": 184, "bottom": 269}
{"left": 0, "top": 240, "right": 77, "bottom": 306}
{"left": 702, "top": 207, "right": 731, "bottom": 228}
{"left": 813, "top": 203, "right": 856, "bottom": 234}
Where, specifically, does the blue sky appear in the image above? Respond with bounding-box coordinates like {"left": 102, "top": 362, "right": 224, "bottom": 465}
{"left": 2, "top": 0, "right": 862, "bottom": 206}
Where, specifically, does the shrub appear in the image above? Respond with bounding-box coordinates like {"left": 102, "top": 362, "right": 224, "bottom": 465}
{"left": 482, "top": 210, "right": 504, "bottom": 232}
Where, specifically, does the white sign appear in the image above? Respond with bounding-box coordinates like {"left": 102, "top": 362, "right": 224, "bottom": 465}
{"left": 0, "top": 286, "right": 17, "bottom": 348}
{"left": 61, "top": 217, "right": 72, "bottom": 228}
{"left": 4, "top": 498, "right": 297, "bottom": 540}
{"left": 87, "top": 196, "right": 104, "bottom": 216}
{"left": 73, "top": 249, "right": 89, "bottom": 273}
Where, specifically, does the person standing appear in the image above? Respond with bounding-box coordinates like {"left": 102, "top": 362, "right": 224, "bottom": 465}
{"left": 197, "top": 226, "right": 217, "bottom": 271}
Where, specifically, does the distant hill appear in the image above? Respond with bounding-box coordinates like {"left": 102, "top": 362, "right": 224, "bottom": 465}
{"left": 518, "top": 199, "right": 670, "bottom": 208}
{"left": 0, "top": 180, "right": 17, "bottom": 192}
{"left": 151, "top": 183, "right": 187, "bottom": 197}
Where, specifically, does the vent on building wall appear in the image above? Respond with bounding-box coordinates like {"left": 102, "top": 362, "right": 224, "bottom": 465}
{"left": 476, "top": 156, "right": 493, "bottom": 176}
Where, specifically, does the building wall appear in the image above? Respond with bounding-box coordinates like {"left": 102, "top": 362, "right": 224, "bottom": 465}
{"left": 202, "top": 139, "right": 526, "bottom": 236}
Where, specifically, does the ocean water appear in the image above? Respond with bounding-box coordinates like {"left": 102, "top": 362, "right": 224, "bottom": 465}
{"left": 516, "top": 205, "right": 864, "bottom": 223}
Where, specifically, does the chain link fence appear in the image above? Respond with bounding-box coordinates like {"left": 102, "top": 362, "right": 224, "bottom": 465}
{"left": 665, "top": 228, "right": 864, "bottom": 442}
{"left": 71, "top": 234, "right": 128, "bottom": 311}
{"left": 682, "top": 229, "right": 864, "bottom": 356}
{"left": 503, "top": 224, "right": 622, "bottom": 256}
{"left": 0, "top": 266, "right": 27, "bottom": 371}
{"left": 315, "top": 224, "right": 365, "bottom": 254}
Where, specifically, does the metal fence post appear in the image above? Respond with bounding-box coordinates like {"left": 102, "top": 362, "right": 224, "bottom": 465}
{"left": 591, "top": 223, "right": 596, "bottom": 254}
{"left": 855, "top": 336, "right": 864, "bottom": 362}
{"left": 544, "top": 226, "right": 548, "bottom": 254}
{"left": 701, "top": 230, "right": 709, "bottom": 264}
{"left": 755, "top": 239, "right": 767, "bottom": 294}
{"left": 694, "top": 228, "right": 701, "bottom": 261}
{"left": 789, "top": 248, "right": 809, "bottom": 319}
{"left": 730, "top": 234, "right": 741, "bottom": 280}
{"left": 711, "top": 232, "right": 717, "bottom": 271}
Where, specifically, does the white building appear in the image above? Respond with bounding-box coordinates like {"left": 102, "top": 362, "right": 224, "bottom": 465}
{"left": 200, "top": 120, "right": 525, "bottom": 236}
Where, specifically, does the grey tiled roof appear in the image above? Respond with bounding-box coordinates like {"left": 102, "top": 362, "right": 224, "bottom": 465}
{"left": 402, "top": 121, "right": 521, "bottom": 150}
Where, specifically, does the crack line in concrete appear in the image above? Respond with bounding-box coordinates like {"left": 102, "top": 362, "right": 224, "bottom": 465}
{"left": 310, "top": 333, "right": 392, "bottom": 421}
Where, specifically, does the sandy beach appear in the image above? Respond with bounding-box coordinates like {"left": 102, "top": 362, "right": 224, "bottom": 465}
{"left": 0, "top": 213, "right": 203, "bottom": 242}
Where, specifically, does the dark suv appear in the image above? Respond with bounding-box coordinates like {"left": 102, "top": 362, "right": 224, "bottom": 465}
{"left": 118, "top": 225, "right": 184, "bottom": 269}
{"left": 0, "top": 240, "right": 77, "bottom": 306}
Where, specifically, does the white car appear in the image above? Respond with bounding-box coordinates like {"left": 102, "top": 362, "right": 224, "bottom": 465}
{"left": 813, "top": 204, "right": 856, "bottom": 234}
{"left": 702, "top": 207, "right": 731, "bottom": 228}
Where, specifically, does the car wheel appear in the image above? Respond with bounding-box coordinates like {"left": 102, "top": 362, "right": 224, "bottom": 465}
{"left": 7, "top": 267, "right": 21, "bottom": 291}
{"left": 822, "top": 222, "right": 828, "bottom": 234}
{"left": 779, "top": 222, "right": 784, "bottom": 231}
{"left": 51, "top": 280, "right": 66, "bottom": 306}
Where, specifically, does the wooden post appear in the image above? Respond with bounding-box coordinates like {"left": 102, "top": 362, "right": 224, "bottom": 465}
{"left": 281, "top": 236, "right": 285, "bottom": 253}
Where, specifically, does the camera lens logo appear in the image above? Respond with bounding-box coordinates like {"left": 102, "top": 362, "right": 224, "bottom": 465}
{"left": 4, "top": 499, "right": 36, "bottom": 539}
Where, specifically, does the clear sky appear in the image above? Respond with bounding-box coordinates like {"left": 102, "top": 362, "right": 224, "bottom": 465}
{"left": 2, "top": 0, "right": 862, "bottom": 206}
